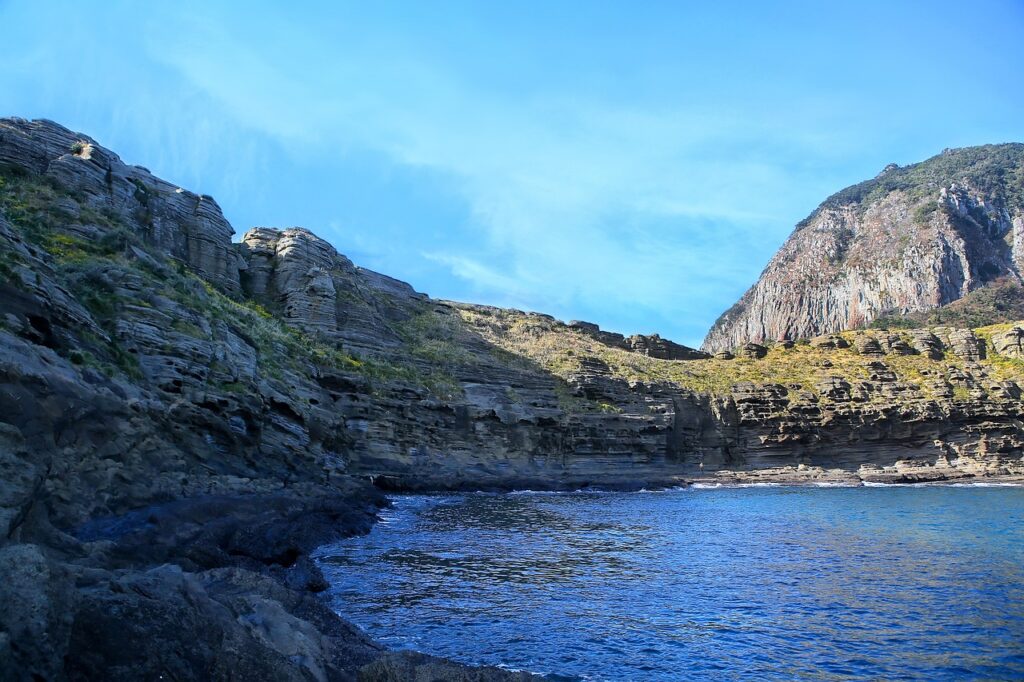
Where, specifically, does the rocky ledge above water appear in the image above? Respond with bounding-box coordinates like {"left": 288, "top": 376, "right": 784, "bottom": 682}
{"left": 1, "top": 117, "right": 1022, "bottom": 680}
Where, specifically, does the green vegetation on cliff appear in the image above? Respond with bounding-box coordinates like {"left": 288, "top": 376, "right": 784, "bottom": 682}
{"left": 6, "top": 163, "right": 1023, "bottom": 418}
{"left": 457, "top": 305, "right": 1024, "bottom": 402}
{"left": 799, "top": 143, "right": 1024, "bottom": 227}
{"left": 0, "top": 169, "right": 434, "bottom": 394}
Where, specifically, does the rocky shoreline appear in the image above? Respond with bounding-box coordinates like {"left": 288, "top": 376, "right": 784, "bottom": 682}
{"left": 3, "top": 466, "right": 539, "bottom": 680}
{"left": 1, "top": 117, "right": 1023, "bottom": 680}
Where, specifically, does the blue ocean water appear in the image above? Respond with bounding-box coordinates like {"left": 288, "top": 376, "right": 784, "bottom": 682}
{"left": 316, "top": 486, "right": 1024, "bottom": 680}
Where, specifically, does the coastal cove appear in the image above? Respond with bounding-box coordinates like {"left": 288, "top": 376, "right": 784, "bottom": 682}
{"left": 2, "top": 116, "right": 1024, "bottom": 679}
{"left": 317, "top": 485, "right": 1024, "bottom": 681}
{"left": 3, "top": 1, "right": 1024, "bottom": 677}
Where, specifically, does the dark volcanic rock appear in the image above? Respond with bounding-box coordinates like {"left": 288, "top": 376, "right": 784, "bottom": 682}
{"left": 0, "top": 544, "right": 75, "bottom": 681}
{"left": 0, "top": 118, "right": 544, "bottom": 681}
{"left": 66, "top": 563, "right": 388, "bottom": 682}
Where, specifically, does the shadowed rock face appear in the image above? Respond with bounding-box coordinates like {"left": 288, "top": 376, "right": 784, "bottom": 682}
{"left": 1, "top": 117, "right": 1023, "bottom": 680}
{"left": 0, "top": 118, "right": 537, "bottom": 681}
{"left": 703, "top": 144, "right": 1024, "bottom": 352}
{"left": 238, "top": 226, "right": 425, "bottom": 354}
{"left": 0, "top": 117, "right": 243, "bottom": 294}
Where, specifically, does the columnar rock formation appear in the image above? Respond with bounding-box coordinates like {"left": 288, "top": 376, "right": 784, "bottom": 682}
{"left": 703, "top": 145, "right": 1024, "bottom": 352}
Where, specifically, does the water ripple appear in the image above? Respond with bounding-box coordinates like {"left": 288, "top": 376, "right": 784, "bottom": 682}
{"left": 316, "top": 487, "right": 1024, "bottom": 681}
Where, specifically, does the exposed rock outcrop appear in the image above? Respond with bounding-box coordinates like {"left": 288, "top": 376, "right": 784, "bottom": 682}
{"left": 0, "top": 117, "right": 242, "bottom": 293}
{"left": 703, "top": 145, "right": 1024, "bottom": 351}
{"left": 993, "top": 326, "right": 1024, "bottom": 358}
{"left": 567, "top": 320, "right": 709, "bottom": 360}
{"left": 737, "top": 342, "right": 768, "bottom": 359}
{"left": 811, "top": 334, "right": 850, "bottom": 350}
{"left": 238, "top": 227, "right": 425, "bottom": 354}
{"left": 0, "top": 118, "right": 535, "bottom": 681}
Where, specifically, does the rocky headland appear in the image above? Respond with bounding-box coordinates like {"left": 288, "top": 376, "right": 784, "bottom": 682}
{"left": 1, "top": 118, "right": 1022, "bottom": 679}
{"left": 703, "top": 144, "right": 1024, "bottom": 351}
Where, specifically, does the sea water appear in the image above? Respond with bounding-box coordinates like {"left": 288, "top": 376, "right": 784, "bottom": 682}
{"left": 315, "top": 486, "right": 1024, "bottom": 680}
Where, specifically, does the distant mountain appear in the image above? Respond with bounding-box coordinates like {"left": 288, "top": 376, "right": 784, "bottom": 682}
{"left": 702, "top": 144, "right": 1024, "bottom": 351}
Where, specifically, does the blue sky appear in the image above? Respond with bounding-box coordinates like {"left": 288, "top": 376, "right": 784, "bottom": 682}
{"left": 2, "top": 1, "right": 1023, "bottom": 346}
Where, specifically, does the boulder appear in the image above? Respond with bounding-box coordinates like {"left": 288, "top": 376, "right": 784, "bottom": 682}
{"left": 853, "top": 335, "right": 884, "bottom": 357}
{"left": 992, "top": 326, "right": 1024, "bottom": 359}
{"left": 908, "top": 330, "right": 944, "bottom": 360}
{"left": 737, "top": 342, "right": 768, "bottom": 359}
{"left": 881, "top": 333, "right": 916, "bottom": 356}
{"left": 810, "top": 334, "right": 849, "bottom": 350}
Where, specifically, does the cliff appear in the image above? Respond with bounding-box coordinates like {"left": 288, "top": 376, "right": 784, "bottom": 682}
{"left": 1, "top": 118, "right": 1023, "bottom": 680}
{"left": 703, "top": 144, "right": 1024, "bottom": 352}
{"left": 0, "top": 118, "right": 534, "bottom": 681}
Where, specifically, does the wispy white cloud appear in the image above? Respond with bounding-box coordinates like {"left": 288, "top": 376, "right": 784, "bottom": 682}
{"left": 141, "top": 35, "right": 832, "bottom": 341}
{"left": 422, "top": 253, "right": 532, "bottom": 301}
{"left": 8, "top": 1, "right": 1018, "bottom": 344}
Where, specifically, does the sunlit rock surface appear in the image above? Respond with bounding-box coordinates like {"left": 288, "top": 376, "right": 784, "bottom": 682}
{"left": 703, "top": 145, "right": 1024, "bottom": 351}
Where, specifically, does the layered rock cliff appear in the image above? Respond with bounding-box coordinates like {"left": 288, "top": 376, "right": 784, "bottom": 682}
{"left": 0, "top": 118, "right": 535, "bottom": 681}
{"left": 1, "top": 118, "right": 1023, "bottom": 680}
{"left": 703, "top": 144, "right": 1024, "bottom": 352}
